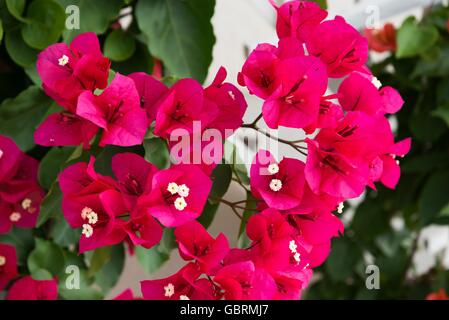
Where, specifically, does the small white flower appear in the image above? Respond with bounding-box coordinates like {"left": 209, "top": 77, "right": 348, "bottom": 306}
{"left": 21, "top": 198, "right": 32, "bottom": 210}
{"left": 174, "top": 197, "right": 187, "bottom": 211}
{"left": 371, "top": 76, "right": 382, "bottom": 89}
{"left": 82, "top": 224, "right": 94, "bottom": 238}
{"left": 178, "top": 184, "right": 190, "bottom": 198}
{"left": 0, "top": 255, "right": 6, "bottom": 266}
{"left": 396, "top": 160, "right": 400, "bottom": 165}
{"left": 81, "top": 207, "right": 92, "bottom": 220}
{"left": 164, "top": 283, "right": 175, "bottom": 298}
{"left": 9, "top": 212, "right": 21, "bottom": 222}
{"left": 289, "top": 240, "right": 297, "bottom": 253}
{"left": 269, "top": 179, "right": 282, "bottom": 192}
{"left": 87, "top": 211, "right": 98, "bottom": 225}
{"left": 58, "top": 54, "right": 69, "bottom": 66}
{"left": 294, "top": 252, "right": 301, "bottom": 263}
{"left": 228, "top": 91, "right": 235, "bottom": 100}
{"left": 167, "top": 182, "right": 179, "bottom": 195}
{"left": 268, "top": 163, "right": 279, "bottom": 175}
{"left": 179, "top": 295, "right": 190, "bottom": 300}
{"left": 337, "top": 202, "right": 344, "bottom": 214}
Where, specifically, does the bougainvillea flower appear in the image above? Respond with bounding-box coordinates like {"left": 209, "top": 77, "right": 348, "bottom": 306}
{"left": 154, "top": 78, "right": 218, "bottom": 139}
{"left": 205, "top": 67, "right": 248, "bottom": 135}
{"left": 59, "top": 157, "right": 117, "bottom": 198}
{"left": 238, "top": 43, "right": 279, "bottom": 99}
{"left": 77, "top": 73, "right": 147, "bottom": 147}
{"left": 37, "top": 32, "right": 110, "bottom": 111}
{"left": 272, "top": 270, "right": 312, "bottom": 300}
{"left": 34, "top": 112, "right": 99, "bottom": 148}
{"left": 174, "top": 220, "right": 230, "bottom": 273}
{"left": 262, "top": 56, "right": 328, "bottom": 129}
{"left": 0, "top": 135, "right": 44, "bottom": 233}
{"left": 306, "top": 16, "right": 368, "bottom": 78}
{"left": 141, "top": 263, "right": 215, "bottom": 300}
{"left": 7, "top": 276, "right": 58, "bottom": 300}
{"left": 338, "top": 72, "right": 404, "bottom": 115}
{"left": 364, "top": 23, "right": 397, "bottom": 53}
{"left": 289, "top": 211, "right": 343, "bottom": 267}
{"left": 128, "top": 72, "right": 168, "bottom": 124}
{"left": 303, "top": 98, "right": 344, "bottom": 134}
{"left": 271, "top": 0, "right": 327, "bottom": 42}
{"left": 0, "top": 243, "right": 18, "bottom": 290}
{"left": 214, "top": 261, "right": 277, "bottom": 300}
{"left": 305, "top": 138, "right": 369, "bottom": 199}
{"left": 138, "top": 164, "right": 212, "bottom": 227}
{"left": 111, "top": 152, "right": 158, "bottom": 211}
{"left": 114, "top": 288, "right": 137, "bottom": 300}
{"left": 124, "top": 208, "right": 163, "bottom": 249}
{"left": 250, "top": 150, "right": 306, "bottom": 210}
{"left": 62, "top": 191, "right": 127, "bottom": 253}
{"left": 426, "top": 288, "right": 449, "bottom": 300}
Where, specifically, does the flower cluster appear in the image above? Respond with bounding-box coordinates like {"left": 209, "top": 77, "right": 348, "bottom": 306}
{"left": 0, "top": 135, "right": 44, "bottom": 234}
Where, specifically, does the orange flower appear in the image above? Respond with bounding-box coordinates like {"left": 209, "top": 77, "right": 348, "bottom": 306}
{"left": 364, "top": 23, "right": 397, "bottom": 53}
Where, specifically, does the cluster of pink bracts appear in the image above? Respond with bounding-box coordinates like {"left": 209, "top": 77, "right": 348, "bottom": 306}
{"left": 0, "top": 1, "right": 411, "bottom": 300}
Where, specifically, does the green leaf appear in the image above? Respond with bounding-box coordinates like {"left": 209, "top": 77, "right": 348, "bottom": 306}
{"left": 0, "top": 19, "right": 3, "bottom": 44}
{"left": 32, "top": 268, "right": 53, "bottom": 280}
{"left": 325, "top": 237, "right": 362, "bottom": 282}
{"left": 59, "top": 268, "right": 103, "bottom": 300}
{"left": 309, "top": 0, "right": 327, "bottom": 9}
{"left": 87, "top": 247, "right": 112, "bottom": 277}
{"left": 104, "top": 29, "right": 136, "bottom": 62}
{"left": 57, "top": 0, "right": 124, "bottom": 42}
{"left": 0, "top": 85, "right": 53, "bottom": 151}
{"left": 28, "top": 238, "right": 65, "bottom": 277}
{"left": 93, "top": 244, "right": 125, "bottom": 292}
{"left": 6, "top": 0, "right": 27, "bottom": 22}
{"left": 143, "top": 137, "right": 170, "bottom": 169}
{"left": 37, "top": 183, "right": 63, "bottom": 227}
{"left": 39, "top": 147, "right": 76, "bottom": 189}
{"left": 21, "top": 0, "right": 65, "bottom": 50}
{"left": 197, "top": 200, "right": 219, "bottom": 229}
{"left": 49, "top": 217, "right": 80, "bottom": 247}
{"left": 410, "top": 111, "right": 446, "bottom": 142}
{"left": 418, "top": 170, "right": 449, "bottom": 225}
{"left": 209, "top": 164, "right": 232, "bottom": 203}
{"left": 432, "top": 108, "right": 449, "bottom": 128}
{"left": 5, "top": 29, "right": 38, "bottom": 67}
{"left": 238, "top": 191, "right": 257, "bottom": 238}
{"left": 135, "top": 0, "right": 216, "bottom": 82}
{"left": 0, "top": 227, "right": 35, "bottom": 266}
{"left": 135, "top": 245, "right": 170, "bottom": 274}
{"left": 396, "top": 17, "right": 439, "bottom": 59}
{"left": 351, "top": 200, "right": 390, "bottom": 243}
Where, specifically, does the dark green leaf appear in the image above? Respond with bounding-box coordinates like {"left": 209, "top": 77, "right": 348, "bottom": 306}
{"left": 396, "top": 17, "right": 439, "bottom": 59}
{"left": 28, "top": 238, "right": 65, "bottom": 276}
{"left": 93, "top": 244, "right": 125, "bottom": 292}
{"left": 0, "top": 227, "right": 35, "bottom": 266}
{"left": 197, "top": 200, "right": 219, "bottom": 229}
{"left": 37, "top": 183, "right": 63, "bottom": 227}
{"left": 209, "top": 164, "right": 232, "bottom": 203}
{"left": 135, "top": 0, "right": 215, "bottom": 82}
{"left": 143, "top": 138, "right": 170, "bottom": 169}
{"left": 49, "top": 217, "right": 80, "bottom": 247}
{"left": 104, "top": 29, "right": 136, "bottom": 62}
{"left": 135, "top": 245, "right": 169, "bottom": 274}
{"left": 418, "top": 170, "right": 449, "bottom": 225}
{"left": 21, "top": 0, "right": 65, "bottom": 49}
{"left": 5, "top": 29, "right": 38, "bottom": 67}
{"left": 39, "top": 147, "right": 76, "bottom": 189}
{"left": 5, "top": 0, "right": 27, "bottom": 22}
{"left": 325, "top": 237, "right": 362, "bottom": 282}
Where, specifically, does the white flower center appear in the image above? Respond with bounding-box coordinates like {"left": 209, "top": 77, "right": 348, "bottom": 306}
{"left": 337, "top": 202, "right": 344, "bottom": 214}
{"left": 294, "top": 252, "right": 301, "bottom": 263}
{"left": 269, "top": 179, "right": 282, "bottom": 192}
{"left": 81, "top": 207, "right": 92, "bottom": 220}
{"left": 371, "top": 76, "right": 382, "bottom": 89}
{"left": 58, "top": 54, "right": 69, "bottom": 66}
{"left": 164, "top": 283, "right": 175, "bottom": 298}
{"left": 0, "top": 255, "right": 6, "bottom": 266}
{"left": 167, "top": 182, "right": 179, "bottom": 195}
{"left": 396, "top": 160, "right": 400, "bottom": 165}
{"left": 9, "top": 212, "right": 21, "bottom": 222}
{"left": 179, "top": 295, "right": 190, "bottom": 300}
{"left": 0, "top": 149, "right": 3, "bottom": 159}
{"left": 177, "top": 184, "right": 190, "bottom": 197}
{"left": 174, "top": 197, "right": 187, "bottom": 211}
{"left": 289, "top": 240, "right": 297, "bottom": 253}
{"left": 268, "top": 163, "right": 279, "bottom": 175}
{"left": 87, "top": 212, "right": 98, "bottom": 225}
{"left": 21, "top": 198, "right": 32, "bottom": 210}
{"left": 82, "top": 224, "right": 94, "bottom": 238}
